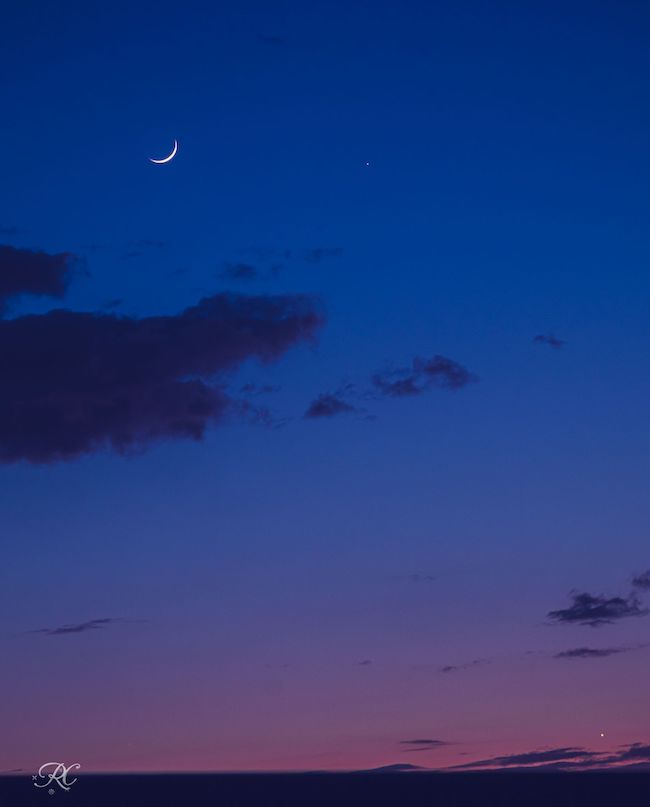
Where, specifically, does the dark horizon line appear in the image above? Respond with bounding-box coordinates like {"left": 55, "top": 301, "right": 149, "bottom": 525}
{"left": 6, "top": 765, "right": 649, "bottom": 777}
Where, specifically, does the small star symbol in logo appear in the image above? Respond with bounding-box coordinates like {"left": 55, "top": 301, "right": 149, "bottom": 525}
{"left": 48, "top": 788, "right": 55, "bottom": 795}
{"left": 32, "top": 775, "right": 37, "bottom": 781}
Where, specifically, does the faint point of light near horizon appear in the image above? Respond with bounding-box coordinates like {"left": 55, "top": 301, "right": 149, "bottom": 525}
{"left": 600, "top": 732, "right": 605, "bottom": 737}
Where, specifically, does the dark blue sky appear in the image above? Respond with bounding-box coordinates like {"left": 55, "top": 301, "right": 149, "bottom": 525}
{"left": 2, "top": 0, "right": 650, "bottom": 773}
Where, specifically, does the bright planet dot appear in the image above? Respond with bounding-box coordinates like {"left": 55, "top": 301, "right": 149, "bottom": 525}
{"left": 600, "top": 732, "right": 605, "bottom": 737}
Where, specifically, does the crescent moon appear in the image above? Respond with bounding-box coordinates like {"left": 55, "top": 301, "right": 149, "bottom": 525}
{"left": 149, "top": 140, "right": 178, "bottom": 164}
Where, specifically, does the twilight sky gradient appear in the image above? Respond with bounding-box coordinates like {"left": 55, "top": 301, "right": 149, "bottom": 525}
{"left": 2, "top": 0, "right": 650, "bottom": 773}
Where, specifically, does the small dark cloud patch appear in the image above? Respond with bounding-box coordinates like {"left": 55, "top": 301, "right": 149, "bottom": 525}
{"left": 358, "top": 659, "right": 372, "bottom": 666}
{"left": 533, "top": 333, "right": 565, "bottom": 349}
{"left": 632, "top": 570, "right": 650, "bottom": 590}
{"left": 440, "top": 658, "right": 489, "bottom": 674}
{"left": 220, "top": 262, "right": 259, "bottom": 281}
{"left": 400, "top": 739, "right": 447, "bottom": 749}
{"left": 554, "top": 646, "right": 626, "bottom": 659}
{"left": 547, "top": 591, "right": 648, "bottom": 627}
{"left": 29, "top": 617, "right": 121, "bottom": 636}
{"left": 0, "top": 226, "right": 21, "bottom": 236}
{"left": 0, "top": 245, "right": 77, "bottom": 314}
{"left": 373, "top": 355, "right": 476, "bottom": 398}
{"left": 304, "top": 393, "right": 357, "bottom": 419}
{"left": 373, "top": 373, "right": 421, "bottom": 397}
{"left": 0, "top": 292, "right": 323, "bottom": 463}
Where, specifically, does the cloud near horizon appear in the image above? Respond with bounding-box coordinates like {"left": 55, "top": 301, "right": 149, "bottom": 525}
{"left": 453, "top": 746, "right": 599, "bottom": 770}
{"left": 400, "top": 739, "right": 448, "bottom": 752}
{"left": 0, "top": 244, "right": 78, "bottom": 314}
{"left": 452, "top": 742, "right": 650, "bottom": 771}
{"left": 0, "top": 292, "right": 323, "bottom": 463}
{"left": 28, "top": 618, "right": 123, "bottom": 636}
{"left": 547, "top": 591, "right": 648, "bottom": 627}
{"left": 554, "top": 646, "right": 627, "bottom": 659}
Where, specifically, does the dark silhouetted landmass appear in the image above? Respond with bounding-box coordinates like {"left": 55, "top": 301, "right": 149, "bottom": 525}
{"left": 2, "top": 772, "right": 649, "bottom": 806}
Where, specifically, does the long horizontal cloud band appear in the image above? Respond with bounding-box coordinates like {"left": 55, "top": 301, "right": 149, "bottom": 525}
{"left": 0, "top": 292, "right": 323, "bottom": 463}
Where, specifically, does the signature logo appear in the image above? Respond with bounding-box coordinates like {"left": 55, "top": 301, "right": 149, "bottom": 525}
{"left": 33, "top": 762, "right": 80, "bottom": 793}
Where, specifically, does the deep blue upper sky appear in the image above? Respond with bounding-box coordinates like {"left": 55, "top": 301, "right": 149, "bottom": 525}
{"left": 2, "top": 0, "right": 650, "bottom": 773}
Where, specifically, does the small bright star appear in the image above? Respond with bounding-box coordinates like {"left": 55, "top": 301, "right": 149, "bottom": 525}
{"left": 600, "top": 732, "right": 605, "bottom": 737}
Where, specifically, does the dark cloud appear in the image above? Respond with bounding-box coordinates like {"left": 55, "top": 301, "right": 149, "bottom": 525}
{"left": 547, "top": 591, "right": 648, "bottom": 627}
{"left": 554, "top": 646, "right": 626, "bottom": 659}
{"left": 0, "top": 292, "right": 323, "bottom": 463}
{"left": 533, "top": 333, "right": 565, "bottom": 349}
{"left": 452, "top": 743, "right": 650, "bottom": 771}
{"left": 358, "top": 659, "right": 372, "bottom": 666}
{"left": 0, "top": 226, "right": 20, "bottom": 236}
{"left": 613, "top": 743, "right": 650, "bottom": 764}
{"left": 373, "top": 355, "right": 476, "bottom": 398}
{"left": 440, "top": 658, "right": 489, "bottom": 674}
{"left": 220, "top": 263, "right": 259, "bottom": 281}
{"left": 304, "top": 393, "right": 357, "bottom": 419}
{"left": 453, "top": 746, "right": 599, "bottom": 770}
{"left": 400, "top": 739, "right": 447, "bottom": 748}
{"left": 29, "top": 618, "right": 121, "bottom": 636}
{"left": 0, "top": 245, "right": 77, "bottom": 314}
{"left": 632, "top": 570, "right": 650, "bottom": 590}
{"left": 373, "top": 374, "right": 421, "bottom": 397}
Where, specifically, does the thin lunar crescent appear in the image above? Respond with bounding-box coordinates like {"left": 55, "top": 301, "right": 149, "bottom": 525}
{"left": 149, "top": 140, "right": 178, "bottom": 164}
